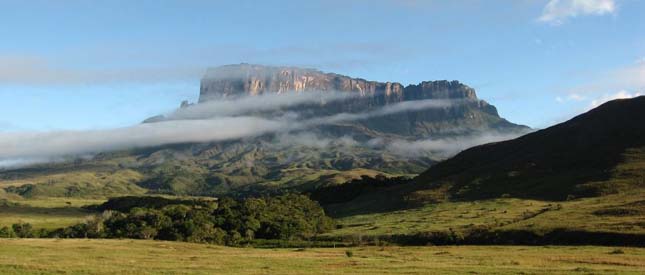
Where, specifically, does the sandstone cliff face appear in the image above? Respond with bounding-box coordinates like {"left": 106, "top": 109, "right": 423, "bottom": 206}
{"left": 200, "top": 64, "right": 405, "bottom": 102}
{"left": 197, "top": 64, "right": 519, "bottom": 137}
{"left": 200, "top": 64, "right": 479, "bottom": 104}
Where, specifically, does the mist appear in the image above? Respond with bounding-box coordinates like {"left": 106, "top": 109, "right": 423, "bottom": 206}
{"left": 0, "top": 116, "right": 289, "bottom": 167}
{"left": 270, "top": 132, "right": 359, "bottom": 149}
{"left": 383, "top": 131, "right": 528, "bottom": 158}
{"left": 306, "top": 98, "right": 466, "bottom": 125}
{"left": 162, "top": 91, "right": 356, "bottom": 120}
{"left": 0, "top": 94, "right": 482, "bottom": 168}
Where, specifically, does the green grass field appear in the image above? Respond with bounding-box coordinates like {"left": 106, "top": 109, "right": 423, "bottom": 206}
{"left": 328, "top": 189, "right": 645, "bottom": 238}
{"left": 0, "top": 239, "right": 644, "bottom": 274}
{"left": 0, "top": 198, "right": 103, "bottom": 229}
{"left": 1, "top": 189, "right": 644, "bottom": 238}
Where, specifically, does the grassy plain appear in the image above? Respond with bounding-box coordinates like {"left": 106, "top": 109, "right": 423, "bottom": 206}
{"left": 1, "top": 189, "right": 644, "bottom": 237}
{"left": 1, "top": 239, "right": 644, "bottom": 274}
{"left": 0, "top": 198, "right": 102, "bottom": 229}
{"left": 329, "top": 189, "right": 645, "bottom": 238}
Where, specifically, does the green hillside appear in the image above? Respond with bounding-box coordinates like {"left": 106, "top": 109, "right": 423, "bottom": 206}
{"left": 317, "top": 97, "right": 645, "bottom": 245}
{"left": 411, "top": 96, "right": 645, "bottom": 201}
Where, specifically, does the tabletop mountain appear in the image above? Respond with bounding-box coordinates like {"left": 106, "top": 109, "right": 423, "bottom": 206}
{"left": 1, "top": 64, "right": 528, "bottom": 197}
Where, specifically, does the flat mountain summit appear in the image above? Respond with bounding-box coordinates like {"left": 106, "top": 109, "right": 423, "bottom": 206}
{"left": 201, "top": 63, "right": 478, "bottom": 100}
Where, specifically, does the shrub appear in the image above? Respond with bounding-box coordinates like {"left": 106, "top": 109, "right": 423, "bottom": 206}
{"left": 12, "top": 223, "right": 34, "bottom": 238}
{"left": 0, "top": 226, "right": 16, "bottom": 238}
{"left": 609, "top": 249, "right": 625, "bottom": 254}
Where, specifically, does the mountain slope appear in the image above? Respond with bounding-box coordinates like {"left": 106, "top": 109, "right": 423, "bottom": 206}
{"left": 318, "top": 97, "right": 645, "bottom": 243}
{"left": 411, "top": 96, "right": 645, "bottom": 201}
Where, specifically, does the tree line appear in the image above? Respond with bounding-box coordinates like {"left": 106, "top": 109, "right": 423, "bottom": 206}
{"left": 0, "top": 194, "right": 334, "bottom": 246}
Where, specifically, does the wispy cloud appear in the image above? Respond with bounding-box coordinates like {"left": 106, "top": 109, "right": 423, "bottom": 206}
{"left": 0, "top": 95, "right": 468, "bottom": 167}
{"left": 270, "top": 132, "right": 359, "bottom": 150}
{"left": 0, "top": 117, "right": 289, "bottom": 167}
{"left": 556, "top": 58, "right": 644, "bottom": 108}
{"left": 588, "top": 90, "right": 642, "bottom": 108}
{"left": 0, "top": 40, "right": 414, "bottom": 86}
{"left": 161, "top": 91, "right": 356, "bottom": 121}
{"left": 306, "top": 99, "right": 463, "bottom": 125}
{"left": 0, "top": 55, "right": 202, "bottom": 86}
{"left": 268, "top": 129, "right": 526, "bottom": 162}
{"left": 556, "top": 93, "right": 587, "bottom": 103}
{"left": 378, "top": 131, "right": 529, "bottom": 159}
{"left": 539, "top": 0, "right": 616, "bottom": 25}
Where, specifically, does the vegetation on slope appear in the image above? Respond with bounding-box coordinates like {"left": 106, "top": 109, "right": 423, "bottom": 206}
{"left": 322, "top": 189, "right": 645, "bottom": 246}
{"left": 412, "top": 96, "right": 645, "bottom": 201}
{"left": 0, "top": 139, "right": 421, "bottom": 198}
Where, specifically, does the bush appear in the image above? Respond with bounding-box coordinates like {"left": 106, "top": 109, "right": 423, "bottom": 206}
{"left": 0, "top": 226, "right": 16, "bottom": 238}
{"left": 12, "top": 223, "right": 34, "bottom": 238}
{"left": 609, "top": 249, "right": 625, "bottom": 254}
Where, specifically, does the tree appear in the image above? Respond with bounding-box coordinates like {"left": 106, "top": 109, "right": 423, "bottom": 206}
{"left": 12, "top": 223, "right": 34, "bottom": 238}
{"left": 0, "top": 226, "right": 16, "bottom": 238}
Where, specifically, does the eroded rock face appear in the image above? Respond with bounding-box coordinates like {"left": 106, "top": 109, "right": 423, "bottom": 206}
{"left": 199, "top": 64, "right": 477, "bottom": 103}
{"left": 196, "top": 64, "right": 519, "bottom": 137}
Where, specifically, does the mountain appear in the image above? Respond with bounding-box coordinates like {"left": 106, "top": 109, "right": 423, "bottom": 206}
{"left": 408, "top": 95, "right": 645, "bottom": 201}
{"left": 0, "top": 64, "right": 528, "bottom": 197}
{"left": 193, "top": 64, "right": 523, "bottom": 138}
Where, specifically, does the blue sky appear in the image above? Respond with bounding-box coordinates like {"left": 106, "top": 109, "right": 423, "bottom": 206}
{"left": 0, "top": 0, "right": 643, "bottom": 131}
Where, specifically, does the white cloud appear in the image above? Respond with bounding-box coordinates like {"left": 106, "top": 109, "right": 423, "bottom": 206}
{"left": 555, "top": 93, "right": 587, "bottom": 103}
{"left": 568, "top": 93, "right": 586, "bottom": 101}
{"left": 583, "top": 60, "right": 645, "bottom": 93}
{"left": 270, "top": 133, "right": 359, "bottom": 149}
{"left": 306, "top": 98, "right": 462, "bottom": 126}
{"left": 558, "top": 59, "right": 645, "bottom": 108}
{"left": 539, "top": 0, "right": 616, "bottom": 24}
{"left": 588, "top": 90, "right": 642, "bottom": 108}
{"left": 0, "top": 95, "right": 468, "bottom": 167}
{"left": 161, "top": 91, "right": 355, "bottom": 121}
{"left": 384, "top": 131, "right": 529, "bottom": 159}
{"left": 0, "top": 41, "right": 414, "bottom": 86}
{"left": 0, "top": 117, "right": 290, "bottom": 165}
{"left": 0, "top": 55, "right": 204, "bottom": 86}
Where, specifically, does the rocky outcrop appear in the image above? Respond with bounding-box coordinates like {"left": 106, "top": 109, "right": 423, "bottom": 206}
{"left": 199, "top": 64, "right": 478, "bottom": 104}
{"left": 197, "top": 64, "right": 524, "bottom": 136}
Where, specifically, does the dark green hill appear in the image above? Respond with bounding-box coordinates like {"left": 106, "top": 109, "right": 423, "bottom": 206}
{"left": 319, "top": 96, "right": 645, "bottom": 217}
{"left": 315, "top": 97, "right": 645, "bottom": 245}
{"left": 412, "top": 96, "right": 645, "bottom": 201}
